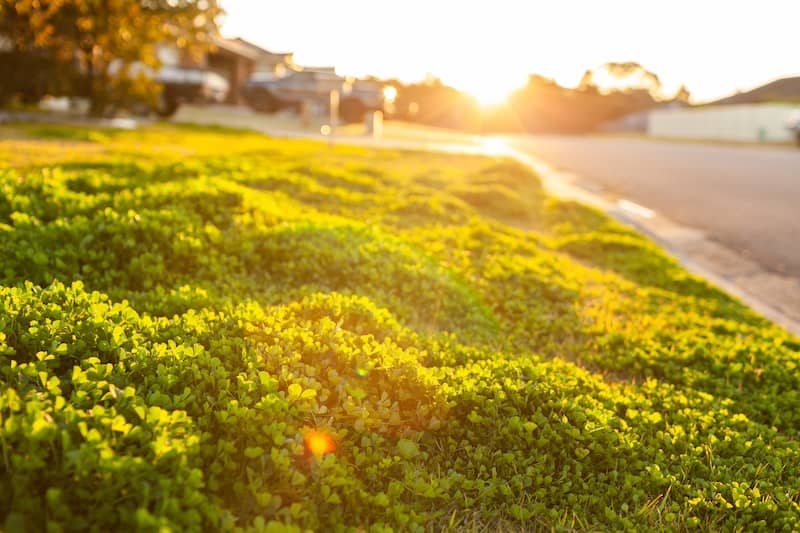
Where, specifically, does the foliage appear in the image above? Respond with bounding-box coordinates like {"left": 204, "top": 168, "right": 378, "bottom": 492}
{"left": 386, "top": 70, "right": 673, "bottom": 134}
{"left": 501, "top": 74, "right": 660, "bottom": 133}
{"left": 0, "top": 0, "right": 221, "bottom": 115}
{"left": 581, "top": 62, "right": 663, "bottom": 97}
{"left": 0, "top": 123, "right": 799, "bottom": 531}
{"left": 390, "top": 76, "right": 483, "bottom": 132}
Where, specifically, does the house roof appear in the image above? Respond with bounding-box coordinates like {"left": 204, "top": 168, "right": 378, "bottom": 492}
{"left": 297, "top": 66, "right": 337, "bottom": 74}
{"left": 232, "top": 37, "right": 292, "bottom": 60}
{"left": 710, "top": 77, "right": 800, "bottom": 105}
{"left": 213, "top": 37, "right": 261, "bottom": 60}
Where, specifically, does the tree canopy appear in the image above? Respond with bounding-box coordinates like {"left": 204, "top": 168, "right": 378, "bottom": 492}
{"left": 0, "top": 0, "right": 222, "bottom": 114}
{"left": 582, "top": 61, "right": 663, "bottom": 98}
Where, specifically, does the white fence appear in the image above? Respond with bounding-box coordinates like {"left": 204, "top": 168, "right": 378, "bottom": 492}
{"left": 648, "top": 104, "right": 800, "bottom": 143}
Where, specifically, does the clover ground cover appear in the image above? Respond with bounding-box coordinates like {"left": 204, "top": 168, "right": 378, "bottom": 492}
{"left": 1, "top": 123, "right": 799, "bottom": 531}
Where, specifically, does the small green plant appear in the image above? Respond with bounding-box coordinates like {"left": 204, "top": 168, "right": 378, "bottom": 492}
{"left": 0, "top": 124, "right": 798, "bottom": 531}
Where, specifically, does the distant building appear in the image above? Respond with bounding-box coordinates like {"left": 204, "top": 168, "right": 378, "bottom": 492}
{"left": 648, "top": 104, "right": 800, "bottom": 143}
{"left": 600, "top": 102, "right": 685, "bottom": 133}
{"left": 709, "top": 76, "right": 800, "bottom": 106}
{"left": 644, "top": 77, "right": 800, "bottom": 143}
{"left": 600, "top": 111, "right": 650, "bottom": 133}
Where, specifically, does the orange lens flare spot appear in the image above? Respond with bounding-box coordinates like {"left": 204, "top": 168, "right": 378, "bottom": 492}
{"left": 304, "top": 430, "right": 336, "bottom": 456}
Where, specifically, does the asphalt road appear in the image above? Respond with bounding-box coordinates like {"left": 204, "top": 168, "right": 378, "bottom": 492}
{"left": 505, "top": 135, "right": 800, "bottom": 277}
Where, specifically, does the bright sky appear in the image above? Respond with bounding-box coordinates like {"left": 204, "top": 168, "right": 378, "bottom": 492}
{"left": 221, "top": 0, "right": 800, "bottom": 104}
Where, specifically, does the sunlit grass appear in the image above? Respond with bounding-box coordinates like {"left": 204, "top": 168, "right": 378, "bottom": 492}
{"left": 0, "top": 123, "right": 798, "bottom": 531}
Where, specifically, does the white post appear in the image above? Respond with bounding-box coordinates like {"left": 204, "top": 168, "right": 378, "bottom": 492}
{"left": 329, "top": 89, "right": 339, "bottom": 146}
{"left": 365, "top": 110, "right": 383, "bottom": 138}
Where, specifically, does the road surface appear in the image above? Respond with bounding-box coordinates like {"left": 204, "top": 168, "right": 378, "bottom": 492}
{"left": 505, "top": 135, "right": 800, "bottom": 277}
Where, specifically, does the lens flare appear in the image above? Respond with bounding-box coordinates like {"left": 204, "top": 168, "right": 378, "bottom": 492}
{"left": 382, "top": 86, "right": 398, "bottom": 103}
{"left": 304, "top": 430, "right": 336, "bottom": 457}
{"left": 355, "top": 366, "right": 369, "bottom": 377}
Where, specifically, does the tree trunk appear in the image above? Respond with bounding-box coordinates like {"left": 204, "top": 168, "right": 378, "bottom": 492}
{"left": 87, "top": 73, "right": 107, "bottom": 117}
{"left": 86, "top": 56, "right": 112, "bottom": 117}
{"left": 85, "top": 56, "right": 98, "bottom": 117}
{"left": 84, "top": 2, "right": 107, "bottom": 118}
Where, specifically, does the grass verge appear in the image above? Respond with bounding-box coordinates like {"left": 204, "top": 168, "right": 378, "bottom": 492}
{"left": 1, "top": 123, "right": 799, "bottom": 531}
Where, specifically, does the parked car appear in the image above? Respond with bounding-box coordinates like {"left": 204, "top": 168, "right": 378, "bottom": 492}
{"left": 151, "top": 66, "right": 229, "bottom": 117}
{"left": 242, "top": 69, "right": 386, "bottom": 123}
{"left": 107, "top": 57, "right": 230, "bottom": 117}
{"left": 789, "top": 114, "right": 800, "bottom": 146}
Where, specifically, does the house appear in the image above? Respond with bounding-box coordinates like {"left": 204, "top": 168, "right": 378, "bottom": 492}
{"left": 159, "top": 37, "right": 294, "bottom": 105}
{"left": 230, "top": 38, "right": 294, "bottom": 78}
{"left": 643, "top": 77, "right": 800, "bottom": 143}
{"left": 648, "top": 104, "right": 800, "bottom": 143}
{"left": 709, "top": 76, "right": 800, "bottom": 106}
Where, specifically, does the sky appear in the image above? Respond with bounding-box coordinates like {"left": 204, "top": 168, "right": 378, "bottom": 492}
{"left": 221, "top": 0, "right": 800, "bottom": 104}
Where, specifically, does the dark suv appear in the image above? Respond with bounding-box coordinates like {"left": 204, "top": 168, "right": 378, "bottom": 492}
{"left": 789, "top": 115, "right": 800, "bottom": 146}
{"left": 151, "top": 66, "right": 229, "bottom": 117}
{"left": 242, "top": 69, "right": 385, "bottom": 123}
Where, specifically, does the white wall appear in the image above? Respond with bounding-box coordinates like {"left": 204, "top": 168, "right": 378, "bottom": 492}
{"left": 156, "top": 45, "right": 180, "bottom": 67}
{"left": 648, "top": 104, "right": 800, "bottom": 143}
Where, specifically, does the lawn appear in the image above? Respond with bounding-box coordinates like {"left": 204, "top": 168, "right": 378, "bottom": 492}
{"left": 1, "top": 123, "right": 799, "bottom": 532}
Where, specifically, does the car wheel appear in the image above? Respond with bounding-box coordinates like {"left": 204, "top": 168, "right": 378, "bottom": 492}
{"left": 339, "top": 97, "right": 367, "bottom": 123}
{"left": 154, "top": 94, "right": 179, "bottom": 118}
{"left": 249, "top": 89, "right": 279, "bottom": 113}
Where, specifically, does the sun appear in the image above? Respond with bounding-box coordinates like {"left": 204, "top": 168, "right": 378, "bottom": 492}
{"left": 458, "top": 72, "right": 524, "bottom": 107}
{"left": 468, "top": 83, "right": 514, "bottom": 107}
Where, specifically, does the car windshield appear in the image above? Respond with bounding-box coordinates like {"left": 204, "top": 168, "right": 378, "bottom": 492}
{"left": 249, "top": 72, "right": 276, "bottom": 83}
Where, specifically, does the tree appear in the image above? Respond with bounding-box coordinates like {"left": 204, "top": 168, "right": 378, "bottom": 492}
{"left": 587, "top": 61, "right": 663, "bottom": 98}
{"left": 503, "top": 72, "right": 660, "bottom": 134}
{"left": 577, "top": 69, "right": 598, "bottom": 93}
{"left": 392, "top": 77, "right": 481, "bottom": 131}
{"left": 0, "top": 0, "right": 222, "bottom": 115}
{"left": 672, "top": 84, "right": 692, "bottom": 104}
